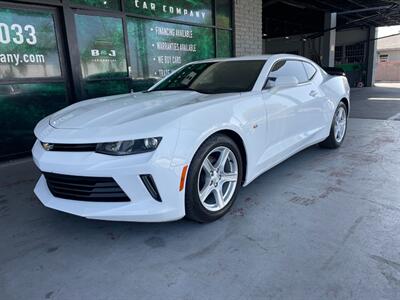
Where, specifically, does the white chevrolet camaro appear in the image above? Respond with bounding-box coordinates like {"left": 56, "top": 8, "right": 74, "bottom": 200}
{"left": 33, "top": 54, "right": 350, "bottom": 223}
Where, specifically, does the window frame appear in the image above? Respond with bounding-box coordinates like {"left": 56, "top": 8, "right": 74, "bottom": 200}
{"left": 151, "top": 60, "right": 267, "bottom": 93}
{"left": 302, "top": 61, "right": 317, "bottom": 81}
{"left": 379, "top": 54, "right": 389, "bottom": 62}
{"left": 68, "top": 0, "right": 234, "bottom": 98}
{"left": 0, "top": 2, "right": 67, "bottom": 85}
{"left": 3, "top": 0, "right": 235, "bottom": 100}
{"left": 73, "top": 11, "right": 129, "bottom": 81}
{"left": 263, "top": 59, "right": 316, "bottom": 90}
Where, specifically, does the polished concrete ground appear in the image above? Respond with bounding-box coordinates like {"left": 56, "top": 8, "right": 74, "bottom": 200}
{"left": 2, "top": 85, "right": 400, "bottom": 299}
{"left": 350, "top": 82, "right": 400, "bottom": 120}
{"left": 1, "top": 117, "right": 399, "bottom": 300}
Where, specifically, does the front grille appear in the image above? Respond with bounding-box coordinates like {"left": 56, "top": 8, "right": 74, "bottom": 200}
{"left": 43, "top": 172, "right": 130, "bottom": 202}
{"left": 41, "top": 142, "right": 97, "bottom": 152}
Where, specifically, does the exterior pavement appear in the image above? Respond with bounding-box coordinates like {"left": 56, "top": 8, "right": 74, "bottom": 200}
{"left": 1, "top": 117, "right": 400, "bottom": 300}
{"left": 350, "top": 82, "right": 400, "bottom": 120}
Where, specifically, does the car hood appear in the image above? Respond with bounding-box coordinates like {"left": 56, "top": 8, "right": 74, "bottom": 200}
{"left": 49, "top": 91, "right": 237, "bottom": 129}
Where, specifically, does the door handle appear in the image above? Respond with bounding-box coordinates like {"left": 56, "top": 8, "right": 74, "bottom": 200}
{"left": 309, "top": 90, "right": 318, "bottom": 97}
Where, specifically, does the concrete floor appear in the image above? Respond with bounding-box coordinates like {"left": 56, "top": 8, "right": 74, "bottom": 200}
{"left": 2, "top": 85, "right": 400, "bottom": 299}
{"left": 1, "top": 117, "right": 399, "bottom": 300}
{"left": 350, "top": 82, "right": 400, "bottom": 120}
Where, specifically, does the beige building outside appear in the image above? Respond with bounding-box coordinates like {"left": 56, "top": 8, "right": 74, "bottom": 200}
{"left": 376, "top": 26, "right": 400, "bottom": 82}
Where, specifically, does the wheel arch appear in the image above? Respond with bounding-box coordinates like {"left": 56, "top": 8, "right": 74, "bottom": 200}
{"left": 340, "top": 97, "right": 350, "bottom": 115}
{"left": 214, "top": 129, "right": 247, "bottom": 184}
{"left": 202, "top": 129, "right": 248, "bottom": 185}
{"left": 183, "top": 128, "right": 248, "bottom": 186}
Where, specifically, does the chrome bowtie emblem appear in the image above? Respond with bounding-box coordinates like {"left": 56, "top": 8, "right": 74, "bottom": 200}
{"left": 42, "top": 143, "right": 54, "bottom": 151}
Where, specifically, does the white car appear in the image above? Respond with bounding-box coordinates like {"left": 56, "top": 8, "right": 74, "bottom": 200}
{"left": 32, "top": 54, "right": 350, "bottom": 223}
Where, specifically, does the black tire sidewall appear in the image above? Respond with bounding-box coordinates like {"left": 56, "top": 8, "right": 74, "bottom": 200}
{"left": 185, "top": 135, "right": 243, "bottom": 222}
{"left": 320, "top": 101, "right": 348, "bottom": 149}
{"left": 330, "top": 102, "right": 348, "bottom": 147}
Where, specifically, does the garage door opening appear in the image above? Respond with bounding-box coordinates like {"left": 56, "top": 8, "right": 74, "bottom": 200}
{"left": 375, "top": 25, "right": 400, "bottom": 84}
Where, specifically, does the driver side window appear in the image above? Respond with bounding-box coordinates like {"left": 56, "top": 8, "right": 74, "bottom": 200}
{"left": 264, "top": 60, "right": 309, "bottom": 89}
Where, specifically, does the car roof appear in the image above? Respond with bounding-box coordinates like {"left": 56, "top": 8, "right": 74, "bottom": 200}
{"left": 191, "top": 54, "right": 314, "bottom": 64}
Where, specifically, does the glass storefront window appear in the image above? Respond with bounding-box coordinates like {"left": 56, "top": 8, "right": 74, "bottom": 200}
{"left": 0, "top": 0, "right": 234, "bottom": 158}
{"left": 84, "top": 79, "right": 131, "bottom": 99}
{"left": 0, "top": 8, "right": 62, "bottom": 79}
{"left": 216, "top": 0, "right": 232, "bottom": 28}
{"left": 127, "top": 17, "right": 215, "bottom": 91}
{"left": 125, "top": 0, "right": 213, "bottom": 26}
{"left": 0, "top": 82, "right": 67, "bottom": 157}
{"left": 70, "top": 0, "right": 121, "bottom": 10}
{"left": 216, "top": 29, "right": 232, "bottom": 58}
{"left": 74, "top": 14, "right": 128, "bottom": 79}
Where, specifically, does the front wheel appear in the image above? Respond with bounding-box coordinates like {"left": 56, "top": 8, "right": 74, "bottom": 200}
{"left": 185, "top": 134, "right": 243, "bottom": 223}
{"left": 319, "top": 101, "right": 348, "bottom": 149}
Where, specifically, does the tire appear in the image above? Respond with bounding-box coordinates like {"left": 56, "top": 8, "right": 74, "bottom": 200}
{"left": 319, "top": 101, "right": 348, "bottom": 149}
{"left": 185, "top": 134, "right": 243, "bottom": 223}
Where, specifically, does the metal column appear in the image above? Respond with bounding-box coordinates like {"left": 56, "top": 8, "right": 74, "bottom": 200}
{"left": 366, "top": 26, "right": 377, "bottom": 87}
{"left": 322, "top": 12, "right": 337, "bottom": 67}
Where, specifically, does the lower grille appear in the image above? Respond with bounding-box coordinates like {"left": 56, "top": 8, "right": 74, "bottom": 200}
{"left": 41, "top": 142, "right": 97, "bottom": 152}
{"left": 43, "top": 172, "right": 130, "bottom": 202}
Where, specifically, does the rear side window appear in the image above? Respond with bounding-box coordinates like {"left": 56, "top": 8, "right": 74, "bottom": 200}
{"left": 303, "top": 62, "right": 317, "bottom": 80}
{"left": 268, "top": 60, "right": 308, "bottom": 84}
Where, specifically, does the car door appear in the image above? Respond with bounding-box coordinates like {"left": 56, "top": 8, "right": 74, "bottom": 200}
{"left": 303, "top": 61, "right": 331, "bottom": 134}
{"left": 261, "top": 59, "right": 315, "bottom": 160}
{"left": 301, "top": 61, "right": 328, "bottom": 136}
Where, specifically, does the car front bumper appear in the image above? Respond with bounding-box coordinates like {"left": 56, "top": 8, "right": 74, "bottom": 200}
{"left": 32, "top": 140, "right": 186, "bottom": 222}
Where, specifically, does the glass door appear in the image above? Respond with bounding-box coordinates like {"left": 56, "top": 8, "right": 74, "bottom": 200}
{"left": 73, "top": 11, "right": 130, "bottom": 99}
{"left": 0, "top": 2, "right": 69, "bottom": 158}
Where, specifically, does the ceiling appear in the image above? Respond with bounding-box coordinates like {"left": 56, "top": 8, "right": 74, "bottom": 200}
{"left": 263, "top": 0, "right": 400, "bottom": 38}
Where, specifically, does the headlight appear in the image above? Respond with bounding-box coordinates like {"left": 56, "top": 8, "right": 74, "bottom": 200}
{"left": 96, "top": 137, "right": 162, "bottom": 156}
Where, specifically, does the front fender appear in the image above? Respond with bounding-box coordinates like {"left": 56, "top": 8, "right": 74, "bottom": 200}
{"left": 171, "top": 118, "right": 246, "bottom": 168}
{"left": 170, "top": 93, "right": 267, "bottom": 184}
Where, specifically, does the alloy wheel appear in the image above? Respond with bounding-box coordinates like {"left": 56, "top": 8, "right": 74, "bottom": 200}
{"left": 197, "top": 146, "right": 238, "bottom": 212}
{"left": 334, "top": 106, "right": 347, "bottom": 143}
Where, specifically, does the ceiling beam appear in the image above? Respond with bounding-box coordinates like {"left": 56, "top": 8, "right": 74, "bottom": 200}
{"left": 338, "top": 5, "right": 394, "bottom": 15}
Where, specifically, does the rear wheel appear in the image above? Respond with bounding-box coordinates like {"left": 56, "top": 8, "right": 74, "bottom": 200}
{"left": 319, "top": 101, "right": 348, "bottom": 149}
{"left": 185, "top": 134, "right": 243, "bottom": 223}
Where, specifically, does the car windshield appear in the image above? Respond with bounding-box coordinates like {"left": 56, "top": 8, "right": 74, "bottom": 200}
{"left": 149, "top": 60, "right": 266, "bottom": 94}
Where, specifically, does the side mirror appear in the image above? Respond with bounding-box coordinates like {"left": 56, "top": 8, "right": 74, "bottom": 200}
{"left": 273, "top": 76, "right": 299, "bottom": 88}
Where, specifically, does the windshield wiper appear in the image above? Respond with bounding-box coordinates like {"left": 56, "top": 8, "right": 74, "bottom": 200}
{"left": 146, "top": 87, "right": 204, "bottom": 93}
{"left": 191, "top": 88, "right": 245, "bottom": 94}
{"left": 145, "top": 87, "right": 245, "bottom": 94}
